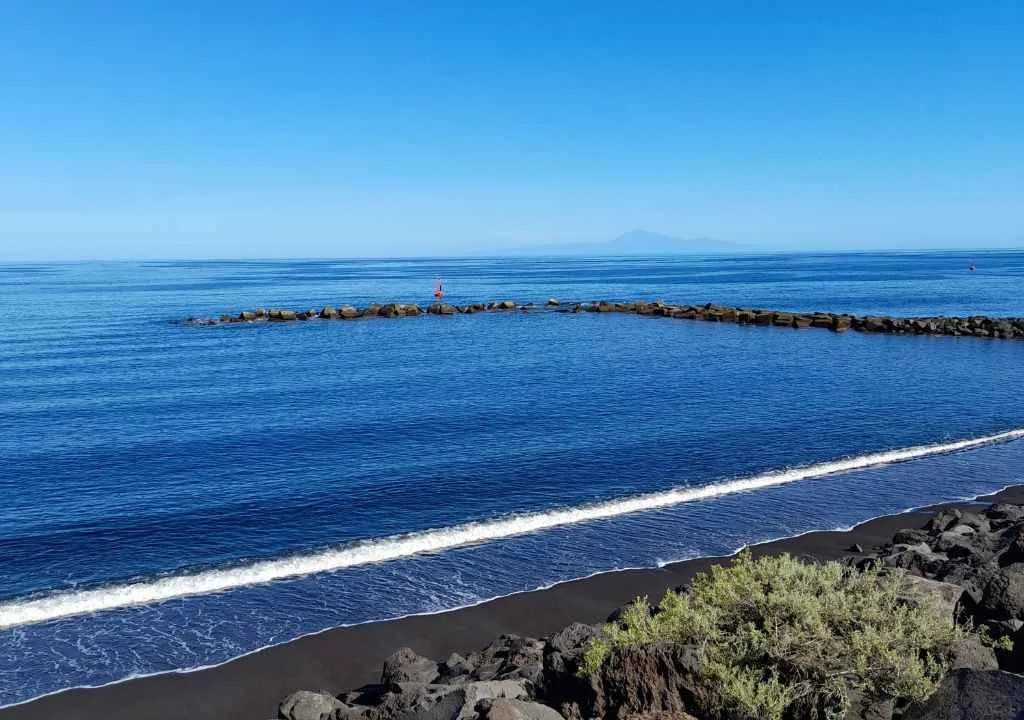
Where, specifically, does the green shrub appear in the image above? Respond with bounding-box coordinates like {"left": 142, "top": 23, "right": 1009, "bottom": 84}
{"left": 579, "top": 551, "right": 965, "bottom": 720}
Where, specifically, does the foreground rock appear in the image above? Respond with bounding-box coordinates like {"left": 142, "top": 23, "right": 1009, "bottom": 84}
{"left": 274, "top": 501, "right": 1024, "bottom": 720}
{"left": 185, "top": 300, "right": 1024, "bottom": 341}
{"left": 902, "top": 670, "right": 1024, "bottom": 720}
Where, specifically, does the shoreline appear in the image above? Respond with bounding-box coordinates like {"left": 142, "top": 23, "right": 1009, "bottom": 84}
{"left": 6, "top": 484, "right": 1024, "bottom": 720}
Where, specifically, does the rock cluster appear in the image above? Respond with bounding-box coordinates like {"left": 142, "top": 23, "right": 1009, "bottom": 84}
{"left": 866, "top": 503, "right": 1024, "bottom": 671}
{"left": 274, "top": 502, "right": 1024, "bottom": 720}
{"left": 186, "top": 300, "right": 1024, "bottom": 340}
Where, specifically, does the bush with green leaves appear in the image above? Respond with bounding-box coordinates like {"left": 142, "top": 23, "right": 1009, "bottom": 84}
{"left": 579, "top": 551, "right": 966, "bottom": 720}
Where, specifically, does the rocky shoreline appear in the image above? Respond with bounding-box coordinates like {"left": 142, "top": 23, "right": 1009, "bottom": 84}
{"left": 185, "top": 300, "right": 1024, "bottom": 340}
{"left": 274, "top": 500, "right": 1024, "bottom": 720}
{"left": 8, "top": 493, "right": 1024, "bottom": 720}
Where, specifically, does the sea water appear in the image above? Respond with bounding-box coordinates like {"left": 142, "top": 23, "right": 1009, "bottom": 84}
{"left": 1, "top": 251, "right": 1023, "bottom": 704}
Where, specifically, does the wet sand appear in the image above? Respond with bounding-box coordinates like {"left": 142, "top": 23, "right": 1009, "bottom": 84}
{"left": 5, "top": 485, "right": 1024, "bottom": 720}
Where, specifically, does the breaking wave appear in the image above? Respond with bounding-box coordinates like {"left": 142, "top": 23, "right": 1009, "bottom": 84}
{"left": 3, "top": 427, "right": 1023, "bottom": 629}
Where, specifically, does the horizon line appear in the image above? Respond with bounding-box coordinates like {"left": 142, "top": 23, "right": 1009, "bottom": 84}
{"left": 2, "top": 246, "right": 1022, "bottom": 264}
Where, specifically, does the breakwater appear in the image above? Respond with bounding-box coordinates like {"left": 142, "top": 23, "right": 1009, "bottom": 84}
{"left": 186, "top": 299, "right": 1024, "bottom": 339}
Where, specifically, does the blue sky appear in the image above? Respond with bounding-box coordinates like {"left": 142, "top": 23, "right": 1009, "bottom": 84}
{"left": 0, "top": 1, "right": 1021, "bottom": 259}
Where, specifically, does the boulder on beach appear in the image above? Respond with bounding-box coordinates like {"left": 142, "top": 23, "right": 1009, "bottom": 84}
{"left": 319, "top": 306, "right": 338, "bottom": 319}
{"left": 279, "top": 689, "right": 346, "bottom": 720}
{"left": 339, "top": 306, "right": 361, "bottom": 319}
{"left": 479, "top": 698, "right": 565, "bottom": 720}
{"left": 382, "top": 647, "right": 439, "bottom": 685}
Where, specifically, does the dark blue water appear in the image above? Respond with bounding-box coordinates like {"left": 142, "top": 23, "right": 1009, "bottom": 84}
{"left": 1, "top": 251, "right": 1023, "bottom": 705}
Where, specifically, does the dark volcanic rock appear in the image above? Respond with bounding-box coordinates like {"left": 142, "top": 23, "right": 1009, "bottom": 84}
{"left": 478, "top": 698, "right": 565, "bottom": 720}
{"left": 949, "top": 632, "right": 999, "bottom": 671}
{"left": 279, "top": 689, "right": 347, "bottom": 720}
{"left": 901, "top": 669, "right": 1024, "bottom": 720}
{"left": 586, "top": 642, "right": 709, "bottom": 720}
{"left": 542, "top": 623, "right": 600, "bottom": 702}
{"left": 988, "top": 504, "right": 1024, "bottom": 528}
{"left": 382, "top": 647, "right": 440, "bottom": 685}
{"left": 469, "top": 635, "right": 544, "bottom": 685}
{"left": 978, "top": 568, "right": 1024, "bottom": 621}
{"left": 843, "top": 690, "right": 894, "bottom": 720}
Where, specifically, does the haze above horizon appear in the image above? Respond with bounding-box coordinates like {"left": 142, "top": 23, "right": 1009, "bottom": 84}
{"left": 0, "top": 2, "right": 1021, "bottom": 261}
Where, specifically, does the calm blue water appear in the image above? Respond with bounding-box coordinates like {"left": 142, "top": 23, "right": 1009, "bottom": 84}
{"left": 1, "top": 251, "right": 1023, "bottom": 705}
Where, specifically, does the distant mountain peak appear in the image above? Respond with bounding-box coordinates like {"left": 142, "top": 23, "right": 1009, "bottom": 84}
{"left": 502, "top": 229, "right": 735, "bottom": 257}
{"left": 607, "top": 230, "right": 733, "bottom": 253}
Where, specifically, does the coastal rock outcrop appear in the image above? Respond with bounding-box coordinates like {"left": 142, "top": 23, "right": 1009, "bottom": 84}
{"left": 866, "top": 503, "right": 1024, "bottom": 651}
{"left": 274, "top": 501, "right": 1024, "bottom": 720}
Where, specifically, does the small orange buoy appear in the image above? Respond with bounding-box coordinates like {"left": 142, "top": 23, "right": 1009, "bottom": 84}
{"left": 433, "top": 278, "right": 444, "bottom": 302}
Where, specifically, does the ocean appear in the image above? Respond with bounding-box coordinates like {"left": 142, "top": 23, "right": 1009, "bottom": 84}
{"left": 1, "top": 250, "right": 1023, "bottom": 706}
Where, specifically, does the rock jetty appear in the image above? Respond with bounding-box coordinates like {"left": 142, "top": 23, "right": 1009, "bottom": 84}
{"left": 274, "top": 501, "right": 1024, "bottom": 720}
{"left": 185, "top": 300, "right": 1024, "bottom": 340}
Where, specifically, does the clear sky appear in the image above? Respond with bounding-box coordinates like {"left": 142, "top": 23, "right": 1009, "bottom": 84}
{"left": 0, "top": 1, "right": 1021, "bottom": 260}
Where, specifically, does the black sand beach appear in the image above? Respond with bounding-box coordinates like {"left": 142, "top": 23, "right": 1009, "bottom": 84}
{"left": 6, "top": 486, "right": 1024, "bottom": 720}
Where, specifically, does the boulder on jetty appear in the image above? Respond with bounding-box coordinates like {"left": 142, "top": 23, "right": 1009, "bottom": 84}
{"left": 428, "top": 303, "right": 458, "bottom": 315}
{"left": 489, "top": 300, "right": 517, "bottom": 311}
{"left": 189, "top": 300, "right": 1024, "bottom": 342}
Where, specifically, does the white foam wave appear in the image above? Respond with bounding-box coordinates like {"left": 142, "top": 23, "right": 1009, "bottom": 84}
{"left": 3, "top": 428, "right": 1023, "bottom": 629}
